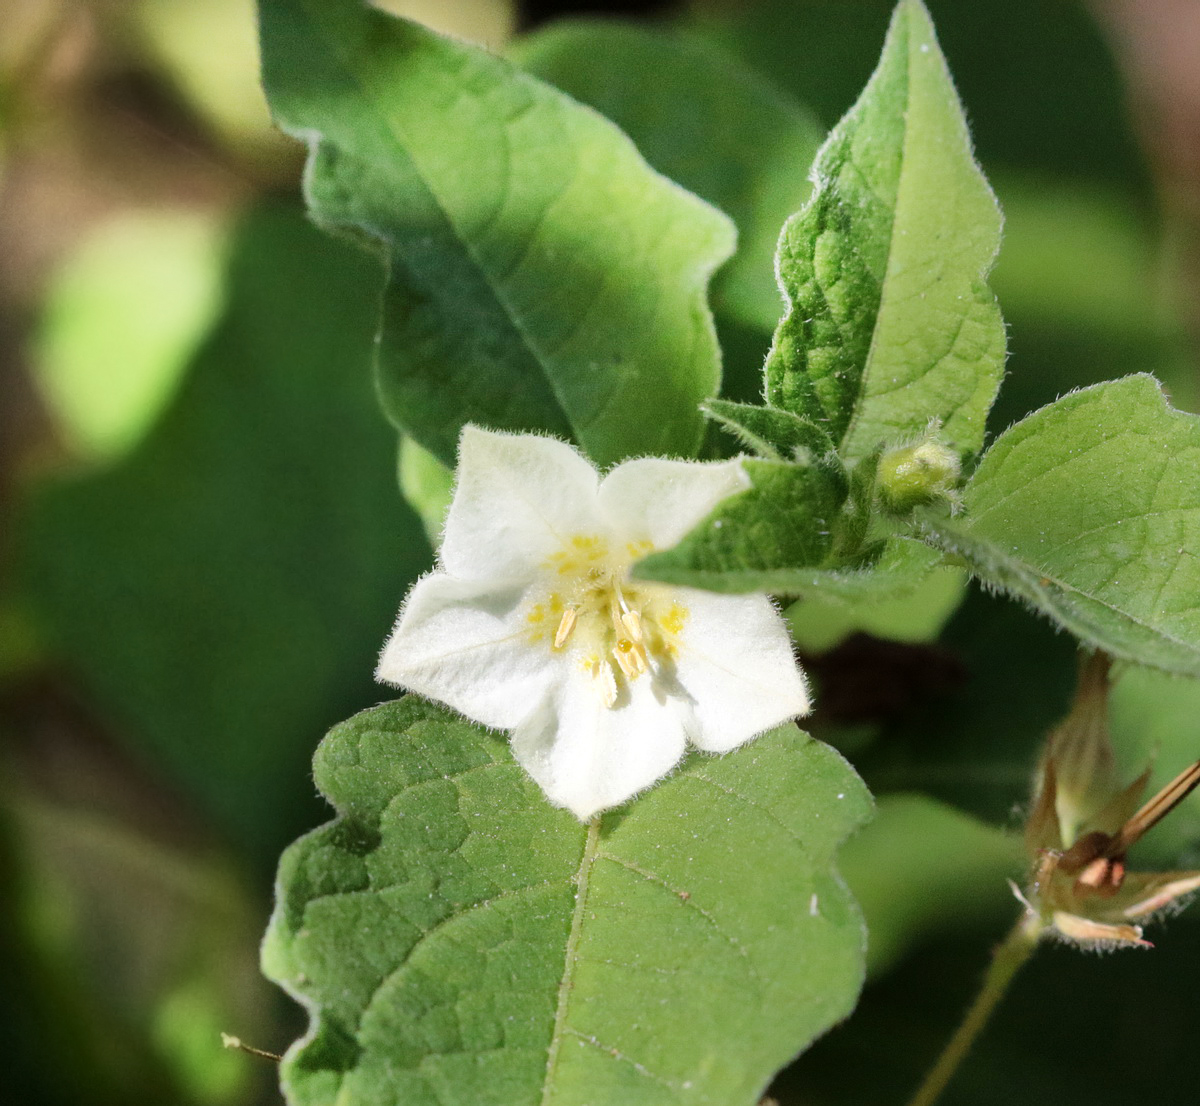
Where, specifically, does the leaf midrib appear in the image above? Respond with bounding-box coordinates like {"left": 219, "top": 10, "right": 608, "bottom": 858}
{"left": 293, "top": 0, "right": 582, "bottom": 446}
{"left": 838, "top": 4, "right": 912, "bottom": 457}
{"left": 540, "top": 815, "right": 602, "bottom": 1105}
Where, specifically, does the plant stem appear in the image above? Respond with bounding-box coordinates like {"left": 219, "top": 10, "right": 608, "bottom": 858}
{"left": 904, "top": 912, "right": 1043, "bottom": 1106}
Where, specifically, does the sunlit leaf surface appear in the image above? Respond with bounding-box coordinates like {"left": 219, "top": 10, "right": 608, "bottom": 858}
{"left": 264, "top": 696, "right": 871, "bottom": 1106}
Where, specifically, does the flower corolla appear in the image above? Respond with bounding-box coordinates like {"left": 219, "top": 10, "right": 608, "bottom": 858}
{"left": 377, "top": 426, "right": 810, "bottom": 819}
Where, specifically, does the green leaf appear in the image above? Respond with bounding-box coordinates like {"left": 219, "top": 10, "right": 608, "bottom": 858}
{"left": 258, "top": 0, "right": 735, "bottom": 467}
{"left": 764, "top": 0, "right": 1004, "bottom": 459}
{"left": 15, "top": 204, "right": 430, "bottom": 868}
{"left": 635, "top": 435, "right": 943, "bottom": 604}
{"left": 634, "top": 459, "right": 850, "bottom": 594}
{"left": 1110, "top": 666, "right": 1200, "bottom": 864}
{"left": 397, "top": 435, "right": 454, "bottom": 547}
{"left": 924, "top": 375, "right": 1200, "bottom": 675}
{"left": 786, "top": 563, "right": 966, "bottom": 652}
{"left": 701, "top": 399, "right": 837, "bottom": 462}
{"left": 839, "top": 795, "right": 1021, "bottom": 975}
{"left": 688, "top": 0, "right": 1148, "bottom": 189}
{"left": 263, "top": 696, "right": 871, "bottom": 1106}
{"left": 513, "top": 19, "right": 822, "bottom": 335}
{"left": 33, "top": 209, "right": 227, "bottom": 460}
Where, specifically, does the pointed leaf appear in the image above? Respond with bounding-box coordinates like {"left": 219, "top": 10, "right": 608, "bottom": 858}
{"left": 258, "top": 0, "right": 735, "bottom": 467}
{"left": 633, "top": 459, "right": 850, "bottom": 593}
{"left": 263, "top": 696, "right": 870, "bottom": 1106}
{"left": 702, "top": 399, "right": 837, "bottom": 462}
{"left": 924, "top": 375, "right": 1200, "bottom": 675}
{"left": 765, "top": 0, "right": 1004, "bottom": 458}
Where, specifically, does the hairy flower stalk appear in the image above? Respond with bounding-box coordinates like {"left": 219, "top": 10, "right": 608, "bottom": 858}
{"left": 377, "top": 427, "right": 810, "bottom": 819}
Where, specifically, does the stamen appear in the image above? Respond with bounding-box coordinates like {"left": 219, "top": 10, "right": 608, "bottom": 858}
{"left": 593, "top": 660, "right": 618, "bottom": 707}
{"left": 620, "top": 608, "right": 643, "bottom": 643}
{"left": 554, "top": 607, "right": 578, "bottom": 648}
{"left": 613, "top": 640, "right": 639, "bottom": 678}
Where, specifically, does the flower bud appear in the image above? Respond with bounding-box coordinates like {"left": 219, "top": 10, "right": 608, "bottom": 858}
{"left": 876, "top": 438, "right": 961, "bottom": 513}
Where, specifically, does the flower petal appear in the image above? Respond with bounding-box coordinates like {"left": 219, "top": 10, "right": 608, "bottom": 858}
{"left": 440, "top": 427, "right": 603, "bottom": 580}
{"left": 511, "top": 674, "right": 688, "bottom": 820}
{"left": 376, "top": 571, "right": 560, "bottom": 730}
{"left": 597, "top": 456, "right": 749, "bottom": 551}
{"left": 670, "top": 591, "right": 810, "bottom": 752}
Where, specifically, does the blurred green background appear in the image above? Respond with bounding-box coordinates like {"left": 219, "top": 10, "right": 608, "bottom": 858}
{"left": 2, "top": 1, "right": 1199, "bottom": 1103}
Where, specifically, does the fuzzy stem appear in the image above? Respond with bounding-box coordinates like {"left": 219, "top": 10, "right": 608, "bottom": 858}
{"left": 904, "top": 912, "right": 1043, "bottom": 1106}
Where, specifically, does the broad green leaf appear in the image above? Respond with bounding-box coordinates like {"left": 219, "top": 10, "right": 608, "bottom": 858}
{"left": 264, "top": 696, "right": 871, "bottom": 1106}
{"left": 16, "top": 204, "right": 430, "bottom": 867}
{"left": 513, "top": 19, "right": 822, "bottom": 334}
{"left": 764, "top": 0, "right": 1004, "bottom": 459}
{"left": 258, "top": 0, "right": 735, "bottom": 467}
{"left": 924, "top": 375, "right": 1200, "bottom": 675}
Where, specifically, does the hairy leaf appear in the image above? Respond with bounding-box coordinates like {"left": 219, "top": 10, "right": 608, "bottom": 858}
{"left": 259, "top": 0, "right": 735, "bottom": 467}
{"left": 702, "top": 399, "right": 837, "bottom": 462}
{"left": 925, "top": 375, "right": 1200, "bottom": 675}
{"left": 264, "top": 696, "right": 870, "bottom": 1106}
{"left": 633, "top": 459, "right": 852, "bottom": 593}
{"left": 635, "top": 442, "right": 942, "bottom": 605}
{"left": 765, "top": 0, "right": 1004, "bottom": 459}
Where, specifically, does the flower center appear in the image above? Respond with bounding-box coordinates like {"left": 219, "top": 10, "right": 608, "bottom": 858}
{"left": 524, "top": 533, "right": 689, "bottom": 707}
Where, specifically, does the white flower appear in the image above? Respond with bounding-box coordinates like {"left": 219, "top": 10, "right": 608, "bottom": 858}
{"left": 376, "top": 426, "right": 810, "bottom": 820}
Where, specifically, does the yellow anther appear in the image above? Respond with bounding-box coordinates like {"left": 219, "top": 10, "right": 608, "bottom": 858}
{"left": 620, "top": 608, "right": 643, "bottom": 643}
{"left": 554, "top": 607, "right": 578, "bottom": 648}
{"left": 612, "top": 644, "right": 637, "bottom": 679}
{"left": 594, "top": 660, "right": 618, "bottom": 707}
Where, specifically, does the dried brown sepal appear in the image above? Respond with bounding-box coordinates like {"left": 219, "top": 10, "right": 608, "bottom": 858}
{"left": 1025, "top": 756, "right": 1062, "bottom": 856}
{"left": 1120, "top": 871, "right": 1200, "bottom": 920}
{"left": 1050, "top": 911, "right": 1151, "bottom": 949}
